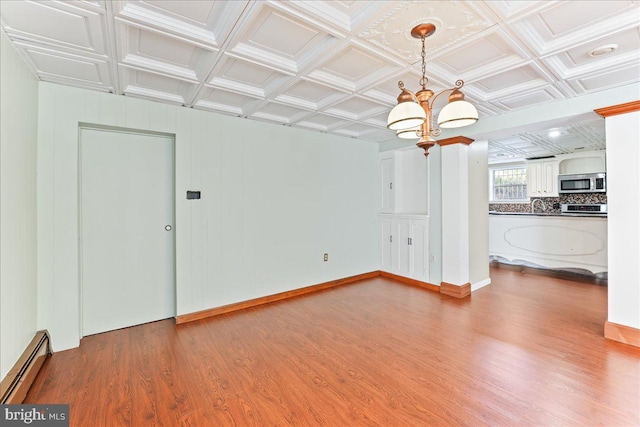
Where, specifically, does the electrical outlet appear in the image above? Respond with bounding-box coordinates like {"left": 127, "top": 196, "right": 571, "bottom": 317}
{"left": 323, "top": 253, "right": 328, "bottom": 262}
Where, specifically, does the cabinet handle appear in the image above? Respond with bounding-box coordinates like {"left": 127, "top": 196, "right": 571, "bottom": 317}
{"left": 390, "top": 235, "right": 392, "bottom": 243}
{"left": 408, "top": 237, "right": 412, "bottom": 245}
{"left": 390, "top": 182, "right": 393, "bottom": 190}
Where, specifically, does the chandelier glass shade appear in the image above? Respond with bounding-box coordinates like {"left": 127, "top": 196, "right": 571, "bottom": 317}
{"left": 387, "top": 99, "right": 426, "bottom": 131}
{"left": 387, "top": 23, "right": 478, "bottom": 155}
{"left": 437, "top": 90, "right": 479, "bottom": 129}
{"left": 396, "top": 126, "right": 421, "bottom": 139}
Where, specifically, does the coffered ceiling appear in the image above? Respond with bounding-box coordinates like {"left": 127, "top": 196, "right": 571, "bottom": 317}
{"left": 1, "top": 1, "right": 638, "bottom": 159}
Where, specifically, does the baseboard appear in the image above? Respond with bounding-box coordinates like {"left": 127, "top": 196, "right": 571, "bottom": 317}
{"left": 440, "top": 282, "right": 471, "bottom": 298}
{"left": 0, "top": 330, "right": 52, "bottom": 404}
{"left": 471, "top": 278, "right": 491, "bottom": 292}
{"left": 175, "top": 271, "right": 380, "bottom": 324}
{"left": 604, "top": 321, "right": 640, "bottom": 347}
{"left": 379, "top": 271, "right": 440, "bottom": 292}
{"left": 176, "top": 270, "right": 454, "bottom": 324}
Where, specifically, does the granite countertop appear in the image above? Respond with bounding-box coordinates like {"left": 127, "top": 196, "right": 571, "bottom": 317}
{"left": 489, "top": 211, "right": 607, "bottom": 218}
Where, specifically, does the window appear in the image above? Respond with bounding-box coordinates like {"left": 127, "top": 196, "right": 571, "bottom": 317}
{"left": 490, "top": 166, "right": 528, "bottom": 201}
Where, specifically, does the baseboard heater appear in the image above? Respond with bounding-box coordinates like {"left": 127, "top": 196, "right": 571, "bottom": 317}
{"left": 0, "top": 330, "right": 52, "bottom": 404}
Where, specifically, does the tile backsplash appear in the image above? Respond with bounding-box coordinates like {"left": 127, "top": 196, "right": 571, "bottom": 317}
{"left": 490, "top": 193, "right": 607, "bottom": 214}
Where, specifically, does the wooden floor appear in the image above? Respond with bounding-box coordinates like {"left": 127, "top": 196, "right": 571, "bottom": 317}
{"left": 26, "top": 267, "right": 640, "bottom": 426}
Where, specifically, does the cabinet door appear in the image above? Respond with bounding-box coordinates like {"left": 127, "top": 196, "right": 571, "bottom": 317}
{"left": 527, "top": 164, "right": 540, "bottom": 197}
{"left": 380, "top": 158, "right": 394, "bottom": 213}
{"left": 396, "top": 219, "right": 411, "bottom": 276}
{"left": 380, "top": 217, "right": 393, "bottom": 272}
{"left": 410, "top": 220, "right": 429, "bottom": 282}
{"left": 542, "top": 162, "right": 559, "bottom": 196}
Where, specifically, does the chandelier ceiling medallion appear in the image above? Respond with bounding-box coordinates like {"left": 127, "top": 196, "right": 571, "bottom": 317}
{"left": 387, "top": 23, "right": 478, "bottom": 156}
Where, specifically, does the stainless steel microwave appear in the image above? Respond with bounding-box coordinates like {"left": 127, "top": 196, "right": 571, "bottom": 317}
{"left": 558, "top": 173, "right": 606, "bottom": 194}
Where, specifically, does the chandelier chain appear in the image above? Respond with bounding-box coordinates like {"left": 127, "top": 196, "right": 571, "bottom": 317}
{"left": 420, "top": 36, "right": 428, "bottom": 89}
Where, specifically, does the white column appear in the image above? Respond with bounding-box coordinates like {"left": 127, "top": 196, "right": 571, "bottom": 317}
{"left": 468, "top": 140, "right": 491, "bottom": 291}
{"left": 600, "top": 105, "right": 640, "bottom": 346}
{"left": 439, "top": 137, "right": 472, "bottom": 297}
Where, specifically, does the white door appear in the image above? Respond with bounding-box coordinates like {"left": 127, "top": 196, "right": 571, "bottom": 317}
{"left": 80, "top": 128, "right": 175, "bottom": 336}
{"left": 410, "top": 219, "right": 429, "bottom": 282}
{"left": 380, "top": 158, "right": 394, "bottom": 212}
{"left": 396, "top": 219, "right": 411, "bottom": 276}
{"left": 381, "top": 217, "right": 393, "bottom": 272}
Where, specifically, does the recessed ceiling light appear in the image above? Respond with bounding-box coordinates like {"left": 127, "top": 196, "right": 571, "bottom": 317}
{"left": 589, "top": 44, "right": 618, "bottom": 57}
{"left": 548, "top": 130, "right": 561, "bottom": 138}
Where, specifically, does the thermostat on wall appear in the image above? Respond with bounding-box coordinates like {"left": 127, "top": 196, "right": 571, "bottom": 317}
{"left": 186, "top": 191, "right": 201, "bottom": 200}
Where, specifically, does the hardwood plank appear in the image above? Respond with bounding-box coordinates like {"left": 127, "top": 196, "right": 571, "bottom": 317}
{"left": 25, "top": 267, "right": 640, "bottom": 426}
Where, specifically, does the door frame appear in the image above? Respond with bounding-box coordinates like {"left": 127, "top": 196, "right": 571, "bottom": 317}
{"left": 77, "top": 123, "right": 177, "bottom": 338}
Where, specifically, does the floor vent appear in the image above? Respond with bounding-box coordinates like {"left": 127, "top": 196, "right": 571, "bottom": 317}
{"left": 0, "top": 330, "right": 52, "bottom": 404}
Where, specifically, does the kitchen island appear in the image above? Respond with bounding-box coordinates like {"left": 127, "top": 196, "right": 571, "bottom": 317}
{"left": 489, "top": 212, "right": 607, "bottom": 277}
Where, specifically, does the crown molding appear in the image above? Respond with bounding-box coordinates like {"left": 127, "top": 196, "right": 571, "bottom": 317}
{"left": 595, "top": 100, "right": 640, "bottom": 118}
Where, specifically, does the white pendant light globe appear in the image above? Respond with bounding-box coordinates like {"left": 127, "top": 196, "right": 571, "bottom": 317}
{"left": 437, "top": 99, "right": 478, "bottom": 129}
{"left": 397, "top": 126, "right": 421, "bottom": 139}
{"left": 387, "top": 101, "right": 426, "bottom": 131}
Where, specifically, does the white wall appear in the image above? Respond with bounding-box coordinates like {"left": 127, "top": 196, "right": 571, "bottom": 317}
{"left": 606, "top": 110, "right": 640, "bottom": 329}
{"left": 427, "top": 145, "right": 442, "bottom": 284}
{"left": 468, "top": 140, "right": 490, "bottom": 289}
{"left": 0, "top": 32, "right": 39, "bottom": 379}
{"left": 37, "top": 82, "right": 380, "bottom": 351}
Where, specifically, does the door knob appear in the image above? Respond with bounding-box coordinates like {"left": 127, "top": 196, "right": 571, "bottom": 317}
{"left": 165, "top": 225, "right": 172, "bottom": 231}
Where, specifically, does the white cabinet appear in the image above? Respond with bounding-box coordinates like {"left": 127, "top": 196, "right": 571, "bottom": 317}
{"left": 380, "top": 216, "right": 393, "bottom": 272}
{"left": 378, "top": 149, "right": 427, "bottom": 214}
{"left": 557, "top": 151, "right": 606, "bottom": 174}
{"left": 489, "top": 214, "right": 607, "bottom": 274}
{"left": 527, "top": 160, "right": 559, "bottom": 197}
{"left": 380, "top": 215, "right": 429, "bottom": 282}
{"left": 380, "top": 157, "right": 394, "bottom": 213}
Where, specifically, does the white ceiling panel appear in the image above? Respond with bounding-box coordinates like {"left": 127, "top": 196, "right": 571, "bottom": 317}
{"left": 362, "top": 70, "right": 426, "bottom": 105}
{"left": 323, "top": 96, "right": 387, "bottom": 121}
{"left": 1, "top": 0, "right": 638, "bottom": 157}
{"left": 11, "top": 40, "right": 112, "bottom": 90}
{"left": 306, "top": 45, "right": 399, "bottom": 92}
{"left": 273, "top": 0, "right": 385, "bottom": 35}
{"left": 1, "top": 1, "right": 108, "bottom": 54}
{"left": 493, "top": 85, "right": 564, "bottom": 111}
{"left": 359, "top": 1, "right": 495, "bottom": 63}
{"left": 431, "top": 28, "right": 529, "bottom": 82}
{"left": 511, "top": 0, "right": 638, "bottom": 54}
{"left": 207, "top": 55, "right": 294, "bottom": 100}
{"left": 295, "top": 113, "right": 351, "bottom": 132}
{"left": 120, "top": 67, "right": 196, "bottom": 104}
{"left": 116, "top": 23, "right": 217, "bottom": 82}
{"left": 567, "top": 63, "right": 640, "bottom": 94}
{"left": 250, "top": 101, "right": 312, "bottom": 124}
{"left": 113, "top": 0, "right": 247, "bottom": 48}
{"left": 333, "top": 122, "right": 379, "bottom": 139}
{"left": 473, "top": 63, "right": 551, "bottom": 97}
{"left": 273, "top": 79, "right": 348, "bottom": 111}
{"left": 363, "top": 111, "right": 391, "bottom": 129}
{"left": 194, "top": 86, "right": 262, "bottom": 115}
{"left": 226, "top": 2, "right": 340, "bottom": 74}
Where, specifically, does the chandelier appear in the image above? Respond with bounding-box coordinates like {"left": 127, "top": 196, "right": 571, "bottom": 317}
{"left": 387, "top": 23, "right": 478, "bottom": 156}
